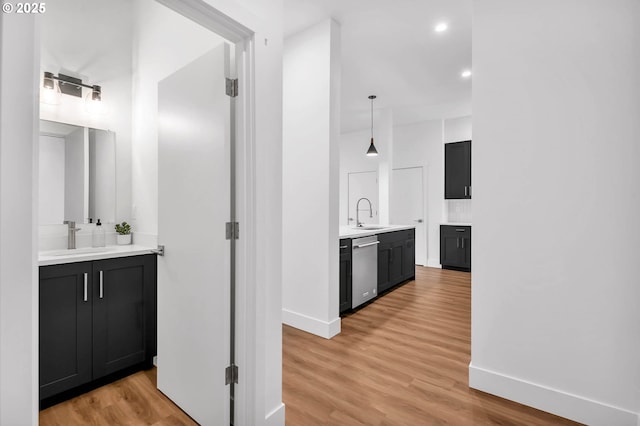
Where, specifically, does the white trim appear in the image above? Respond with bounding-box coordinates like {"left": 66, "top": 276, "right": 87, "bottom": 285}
{"left": 469, "top": 363, "right": 639, "bottom": 426}
{"left": 282, "top": 309, "right": 341, "bottom": 339}
{"left": 265, "top": 403, "right": 285, "bottom": 426}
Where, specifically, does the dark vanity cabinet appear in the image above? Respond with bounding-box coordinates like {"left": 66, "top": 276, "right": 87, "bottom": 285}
{"left": 339, "top": 239, "right": 352, "bottom": 315}
{"left": 39, "top": 254, "right": 157, "bottom": 403}
{"left": 378, "top": 229, "right": 415, "bottom": 294}
{"left": 445, "top": 140, "right": 471, "bottom": 199}
{"left": 440, "top": 225, "right": 471, "bottom": 271}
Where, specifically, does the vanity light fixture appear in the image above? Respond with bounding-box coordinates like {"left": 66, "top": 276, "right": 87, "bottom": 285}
{"left": 366, "top": 95, "right": 379, "bottom": 157}
{"left": 41, "top": 71, "right": 103, "bottom": 108}
{"left": 461, "top": 69, "right": 472, "bottom": 78}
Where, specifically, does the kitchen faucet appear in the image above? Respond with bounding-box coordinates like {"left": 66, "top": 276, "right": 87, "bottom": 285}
{"left": 63, "top": 220, "right": 81, "bottom": 249}
{"left": 356, "top": 197, "right": 373, "bottom": 227}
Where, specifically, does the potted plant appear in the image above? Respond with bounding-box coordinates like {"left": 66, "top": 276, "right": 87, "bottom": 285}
{"left": 115, "top": 221, "right": 132, "bottom": 245}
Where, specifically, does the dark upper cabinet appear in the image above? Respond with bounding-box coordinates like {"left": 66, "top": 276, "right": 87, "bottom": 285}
{"left": 39, "top": 262, "right": 93, "bottom": 400}
{"left": 445, "top": 140, "right": 471, "bottom": 199}
{"left": 378, "top": 229, "right": 415, "bottom": 294}
{"left": 39, "top": 254, "right": 157, "bottom": 402}
{"left": 440, "top": 225, "right": 471, "bottom": 271}
{"left": 339, "top": 239, "right": 352, "bottom": 315}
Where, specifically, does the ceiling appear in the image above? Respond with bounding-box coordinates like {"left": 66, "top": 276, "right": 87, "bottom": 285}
{"left": 284, "top": 0, "right": 472, "bottom": 133}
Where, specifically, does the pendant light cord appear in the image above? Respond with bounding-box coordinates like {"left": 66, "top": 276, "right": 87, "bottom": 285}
{"left": 370, "top": 97, "right": 374, "bottom": 139}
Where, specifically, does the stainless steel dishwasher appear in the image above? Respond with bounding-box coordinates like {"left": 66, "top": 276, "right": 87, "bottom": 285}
{"left": 352, "top": 235, "right": 379, "bottom": 308}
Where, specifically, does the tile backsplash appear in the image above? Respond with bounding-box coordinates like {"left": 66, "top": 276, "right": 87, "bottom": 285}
{"left": 447, "top": 200, "right": 472, "bottom": 223}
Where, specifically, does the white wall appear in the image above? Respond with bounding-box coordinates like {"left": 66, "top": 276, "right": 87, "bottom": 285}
{"left": 282, "top": 19, "right": 341, "bottom": 339}
{"left": 0, "top": 12, "right": 39, "bottom": 426}
{"left": 471, "top": 1, "right": 640, "bottom": 425}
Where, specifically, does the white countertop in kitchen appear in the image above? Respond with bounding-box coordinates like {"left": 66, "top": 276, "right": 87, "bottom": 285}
{"left": 39, "top": 244, "right": 156, "bottom": 266}
{"left": 339, "top": 224, "right": 415, "bottom": 239}
{"left": 440, "top": 222, "right": 472, "bottom": 227}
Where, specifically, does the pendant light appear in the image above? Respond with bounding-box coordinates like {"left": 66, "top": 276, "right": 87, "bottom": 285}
{"left": 366, "top": 95, "right": 379, "bottom": 156}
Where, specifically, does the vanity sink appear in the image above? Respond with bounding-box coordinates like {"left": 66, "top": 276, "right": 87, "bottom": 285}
{"left": 355, "top": 226, "right": 387, "bottom": 231}
{"left": 44, "top": 247, "right": 114, "bottom": 257}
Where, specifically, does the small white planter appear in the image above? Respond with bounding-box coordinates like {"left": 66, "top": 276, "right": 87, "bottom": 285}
{"left": 117, "top": 234, "right": 132, "bottom": 245}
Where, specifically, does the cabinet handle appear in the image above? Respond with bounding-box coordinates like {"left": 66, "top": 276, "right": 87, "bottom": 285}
{"left": 456, "top": 238, "right": 460, "bottom": 248}
{"left": 353, "top": 241, "right": 380, "bottom": 249}
{"left": 461, "top": 238, "right": 465, "bottom": 249}
{"left": 83, "top": 273, "right": 88, "bottom": 302}
{"left": 339, "top": 245, "right": 348, "bottom": 249}
{"left": 464, "top": 186, "right": 468, "bottom": 196}
{"left": 99, "top": 270, "right": 104, "bottom": 299}
{"left": 455, "top": 229, "right": 466, "bottom": 232}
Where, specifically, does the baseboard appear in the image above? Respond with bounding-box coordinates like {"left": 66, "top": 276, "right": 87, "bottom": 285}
{"left": 265, "top": 402, "right": 285, "bottom": 426}
{"left": 469, "top": 363, "right": 639, "bottom": 426}
{"left": 282, "top": 309, "right": 340, "bottom": 339}
{"left": 426, "top": 258, "right": 442, "bottom": 268}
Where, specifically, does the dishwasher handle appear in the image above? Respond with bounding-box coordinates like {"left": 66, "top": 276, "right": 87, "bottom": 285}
{"left": 353, "top": 241, "right": 380, "bottom": 249}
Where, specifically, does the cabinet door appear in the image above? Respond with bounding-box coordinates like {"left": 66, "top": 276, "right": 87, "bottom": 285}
{"left": 39, "top": 262, "right": 92, "bottom": 400}
{"left": 92, "top": 255, "right": 156, "bottom": 379}
{"left": 445, "top": 141, "right": 471, "bottom": 199}
{"left": 377, "top": 242, "right": 392, "bottom": 293}
{"left": 339, "top": 239, "right": 352, "bottom": 314}
{"left": 403, "top": 237, "right": 416, "bottom": 280}
{"left": 388, "top": 241, "right": 404, "bottom": 287}
{"left": 440, "top": 233, "right": 461, "bottom": 267}
{"left": 460, "top": 236, "right": 471, "bottom": 270}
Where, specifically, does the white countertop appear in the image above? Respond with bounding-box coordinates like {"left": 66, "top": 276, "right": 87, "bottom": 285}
{"left": 339, "top": 224, "right": 415, "bottom": 239}
{"left": 441, "top": 222, "right": 472, "bottom": 226}
{"left": 39, "top": 244, "right": 156, "bottom": 266}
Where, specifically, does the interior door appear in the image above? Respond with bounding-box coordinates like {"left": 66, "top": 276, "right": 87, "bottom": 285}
{"left": 157, "top": 43, "right": 231, "bottom": 425}
{"left": 348, "top": 171, "right": 378, "bottom": 226}
{"left": 391, "top": 167, "right": 426, "bottom": 266}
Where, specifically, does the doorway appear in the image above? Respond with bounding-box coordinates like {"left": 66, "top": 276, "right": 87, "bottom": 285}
{"left": 35, "top": 0, "right": 256, "bottom": 423}
{"left": 391, "top": 166, "right": 427, "bottom": 266}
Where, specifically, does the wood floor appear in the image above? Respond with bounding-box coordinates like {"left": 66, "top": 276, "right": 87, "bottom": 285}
{"left": 41, "top": 266, "right": 581, "bottom": 425}
{"left": 39, "top": 368, "right": 197, "bottom": 426}
{"left": 283, "top": 266, "right": 582, "bottom": 425}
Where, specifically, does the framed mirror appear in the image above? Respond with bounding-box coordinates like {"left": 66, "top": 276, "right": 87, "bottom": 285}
{"left": 39, "top": 120, "right": 116, "bottom": 225}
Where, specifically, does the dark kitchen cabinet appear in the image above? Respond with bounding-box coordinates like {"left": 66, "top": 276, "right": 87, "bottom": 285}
{"left": 440, "top": 225, "right": 471, "bottom": 271}
{"left": 445, "top": 140, "right": 471, "bottom": 199}
{"left": 378, "top": 229, "right": 416, "bottom": 294}
{"left": 339, "top": 239, "right": 352, "bottom": 315}
{"left": 39, "top": 254, "right": 156, "bottom": 403}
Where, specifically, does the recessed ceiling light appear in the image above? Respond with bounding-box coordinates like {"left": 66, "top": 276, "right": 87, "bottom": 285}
{"left": 435, "top": 22, "right": 448, "bottom": 33}
{"left": 461, "top": 69, "right": 472, "bottom": 78}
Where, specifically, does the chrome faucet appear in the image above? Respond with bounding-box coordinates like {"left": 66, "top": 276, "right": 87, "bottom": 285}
{"left": 63, "top": 220, "right": 81, "bottom": 249}
{"left": 356, "top": 197, "right": 373, "bottom": 227}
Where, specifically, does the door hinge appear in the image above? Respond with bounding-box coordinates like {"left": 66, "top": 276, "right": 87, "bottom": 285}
{"left": 225, "top": 364, "right": 238, "bottom": 385}
{"left": 226, "top": 222, "right": 239, "bottom": 240}
{"left": 225, "top": 78, "right": 238, "bottom": 97}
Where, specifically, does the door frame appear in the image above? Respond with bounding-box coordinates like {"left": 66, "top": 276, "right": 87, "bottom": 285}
{"left": 155, "top": 1, "right": 257, "bottom": 423}
{"left": 391, "top": 166, "right": 428, "bottom": 266}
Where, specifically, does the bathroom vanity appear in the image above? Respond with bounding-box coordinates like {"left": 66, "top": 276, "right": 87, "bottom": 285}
{"left": 38, "top": 247, "right": 157, "bottom": 407}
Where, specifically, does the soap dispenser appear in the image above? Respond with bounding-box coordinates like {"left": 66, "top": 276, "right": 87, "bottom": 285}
{"left": 92, "top": 219, "right": 106, "bottom": 247}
